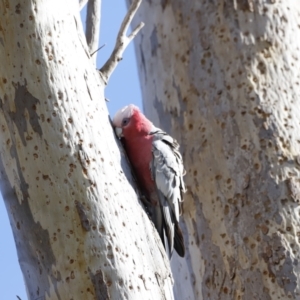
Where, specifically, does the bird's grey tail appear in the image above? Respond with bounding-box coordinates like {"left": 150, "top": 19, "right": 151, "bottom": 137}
{"left": 174, "top": 222, "right": 185, "bottom": 257}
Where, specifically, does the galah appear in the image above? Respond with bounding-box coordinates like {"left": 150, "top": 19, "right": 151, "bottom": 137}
{"left": 112, "top": 104, "right": 186, "bottom": 258}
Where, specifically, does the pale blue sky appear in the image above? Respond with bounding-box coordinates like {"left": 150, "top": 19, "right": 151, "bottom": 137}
{"left": 0, "top": 1, "right": 142, "bottom": 298}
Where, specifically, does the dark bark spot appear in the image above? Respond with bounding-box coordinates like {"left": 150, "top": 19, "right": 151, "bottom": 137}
{"left": 150, "top": 27, "right": 159, "bottom": 56}
{"left": 234, "top": 0, "right": 254, "bottom": 12}
{"left": 89, "top": 268, "right": 111, "bottom": 300}
{"left": 57, "top": 91, "right": 63, "bottom": 100}
{"left": 78, "top": 145, "right": 91, "bottom": 176}
{"left": 75, "top": 201, "right": 91, "bottom": 231}
{"left": 260, "top": 224, "right": 269, "bottom": 235}
{"left": 161, "top": 0, "right": 169, "bottom": 10}
{"left": 15, "top": 3, "right": 21, "bottom": 14}
{"left": 42, "top": 174, "right": 49, "bottom": 180}
{"left": 287, "top": 178, "right": 300, "bottom": 203}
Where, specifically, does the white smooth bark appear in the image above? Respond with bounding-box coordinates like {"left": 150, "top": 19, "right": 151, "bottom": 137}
{"left": 129, "top": 0, "right": 300, "bottom": 299}
{"left": 0, "top": 0, "right": 173, "bottom": 299}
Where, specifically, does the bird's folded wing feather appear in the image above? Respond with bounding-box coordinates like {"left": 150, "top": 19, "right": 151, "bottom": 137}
{"left": 150, "top": 129, "right": 185, "bottom": 256}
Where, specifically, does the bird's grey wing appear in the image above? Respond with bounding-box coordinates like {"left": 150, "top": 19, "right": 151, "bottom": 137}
{"left": 150, "top": 130, "right": 185, "bottom": 257}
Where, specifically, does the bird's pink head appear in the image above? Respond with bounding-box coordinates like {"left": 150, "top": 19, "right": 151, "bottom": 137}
{"left": 112, "top": 104, "right": 153, "bottom": 139}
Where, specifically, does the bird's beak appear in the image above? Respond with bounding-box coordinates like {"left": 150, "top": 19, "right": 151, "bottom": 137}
{"left": 115, "top": 127, "right": 123, "bottom": 138}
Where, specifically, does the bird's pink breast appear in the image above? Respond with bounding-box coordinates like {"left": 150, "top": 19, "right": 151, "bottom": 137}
{"left": 123, "top": 134, "right": 157, "bottom": 204}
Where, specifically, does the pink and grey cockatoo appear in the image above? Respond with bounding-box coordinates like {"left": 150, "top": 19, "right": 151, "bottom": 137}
{"left": 113, "top": 104, "right": 186, "bottom": 258}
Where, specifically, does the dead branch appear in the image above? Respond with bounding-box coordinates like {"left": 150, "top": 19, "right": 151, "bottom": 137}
{"left": 99, "top": 0, "right": 144, "bottom": 84}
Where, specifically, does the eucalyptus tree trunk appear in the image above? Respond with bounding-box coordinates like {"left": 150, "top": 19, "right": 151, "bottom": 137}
{"left": 0, "top": 0, "right": 173, "bottom": 299}
{"left": 130, "top": 1, "right": 300, "bottom": 299}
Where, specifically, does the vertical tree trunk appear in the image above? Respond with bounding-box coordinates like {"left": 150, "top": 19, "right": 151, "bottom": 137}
{"left": 0, "top": 0, "right": 173, "bottom": 299}
{"left": 86, "top": 0, "right": 101, "bottom": 64}
{"left": 130, "top": 0, "right": 300, "bottom": 299}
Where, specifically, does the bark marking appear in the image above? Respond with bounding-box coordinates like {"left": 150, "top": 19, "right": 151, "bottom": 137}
{"left": 11, "top": 81, "right": 43, "bottom": 145}
{"left": 161, "top": 0, "right": 168, "bottom": 10}
{"left": 89, "top": 268, "right": 111, "bottom": 300}
{"left": 233, "top": 0, "right": 254, "bottom": 12}
{"left": 262, "top": 233, "right": 297, "bottom": 297}
{"left": 150, "top": 26, "right": 158, "bottom": 57}
{"left": 78, "top": 144, "right": 90, "bottom": 177}
{"left": 0, "top": 82, "right": 43, "bottom": 146}
{"left": 287, "top": 178, "right": 300, "bottom": 204}
{"left": 0, "top": 97, "right": 59, "bottom": 299}
{"left": 75, "top": 200, "right": 91, "bottom": 231}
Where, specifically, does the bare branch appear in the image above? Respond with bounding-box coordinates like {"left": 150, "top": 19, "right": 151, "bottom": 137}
{"left": 86, "top": 0, "right": 101, "bottom": 65}
{"left": 99, "top": 0, "right": 144, "bottom": 84}
{"left": 128, "top": 22, "right": 145, "bottom": 40}
{"left": 79, "top": 0, "right": 88, "bottom": 10}
{"left": 90, "top": 43, "right": 106, "bottom": 57}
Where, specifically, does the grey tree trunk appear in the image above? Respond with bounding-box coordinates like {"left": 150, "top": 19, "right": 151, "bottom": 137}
{"left": 129, "top": 0, "right": 300, "bottom": 299}
{"left": 0, "top": 0, "right": 173, "bottom": 299}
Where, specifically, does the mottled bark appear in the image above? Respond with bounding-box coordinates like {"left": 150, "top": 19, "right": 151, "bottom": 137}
{"left": 0, "top": 0, "right": 173, "bottom": 299}
{"left": 130, "top": 0, "right": 300, "bottom": 299}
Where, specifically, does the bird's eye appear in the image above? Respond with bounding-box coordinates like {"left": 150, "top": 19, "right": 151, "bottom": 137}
{"left": 122, "top": 117, "right": 130, "bottom": 126}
